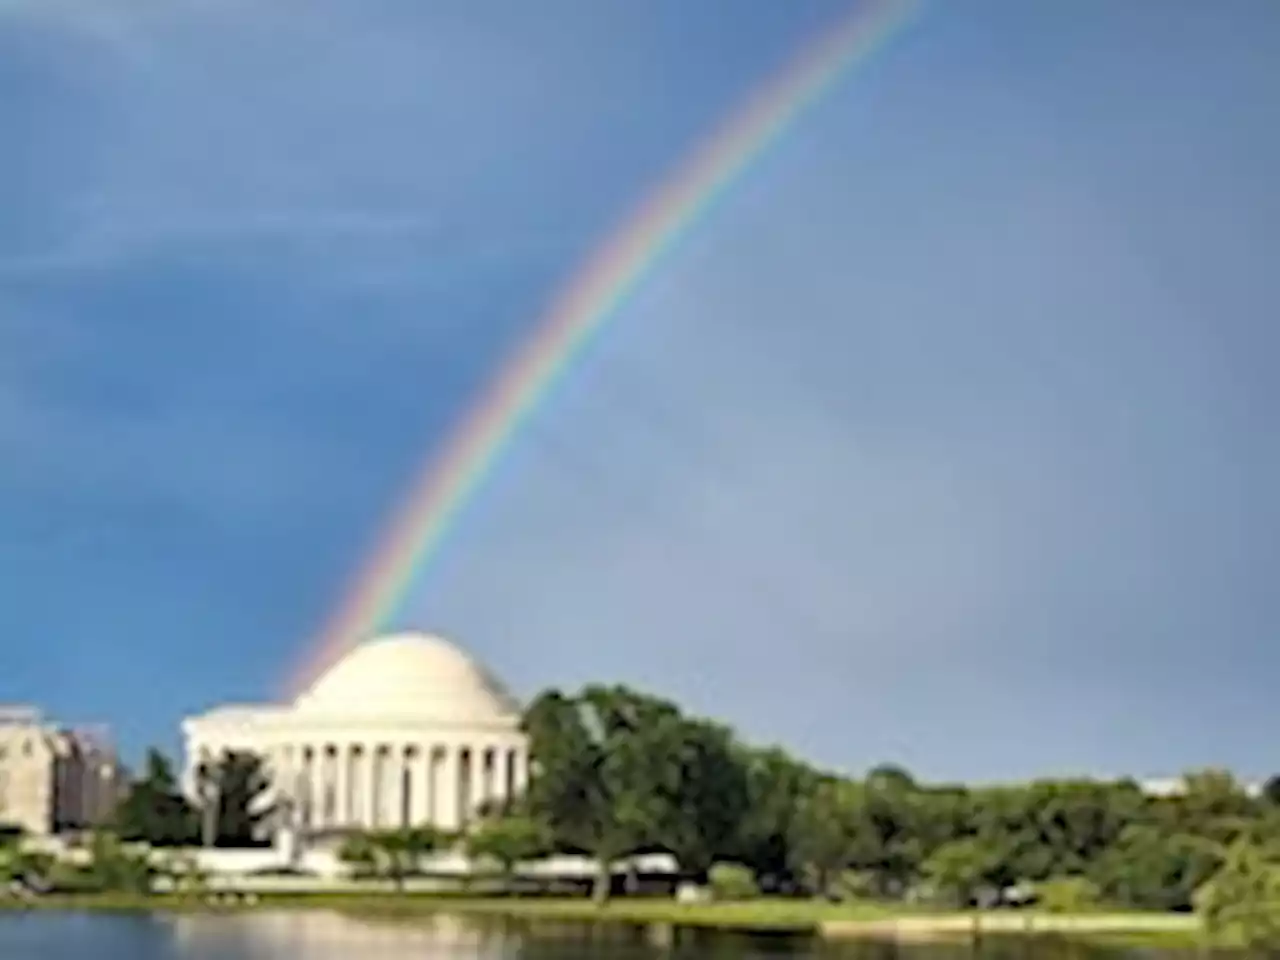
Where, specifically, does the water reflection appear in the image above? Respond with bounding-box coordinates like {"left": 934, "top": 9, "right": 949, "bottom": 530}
{"left": 167, "top": 910, "right": 517, "bottom": 958}
{"left": 166, "top": 910, "right": 840, "bottom": 959}
{"left": 164, "top": 910, "right": 1073, "bottom": 960}
{"left": 4, "top": 909, "right": 1185, "bottom": 960}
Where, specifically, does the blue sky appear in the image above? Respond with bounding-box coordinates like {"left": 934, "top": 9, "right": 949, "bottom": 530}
{"left": 1, "top": 0, "right": 1278, "bottom": 782}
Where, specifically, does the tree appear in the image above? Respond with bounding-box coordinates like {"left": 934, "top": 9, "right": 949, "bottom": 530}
{"left": 1156, "top": 769, "right": 1260, "bottom": 845}
{"left": 1091, "top": 825, "right": 1219, "bottom": 911}
{"left": 466, "top": 815, "right": 550, "bottom": 892}
{"left": 921, "top": 837, "right": 1001, "bottom": 908}
{"left": 1021, "top": 780, "right": 1146, "bottom": 877}
{"left": 846, "top": 767, "right": 928, "bottom": 897}
{"left": 198, "top": 751, "right": 274, "bottom": 848}
{"left": 0, "top": 829, "right": 53, "bottom": 892}
{"left": 522, "top": 686, "right": 679, "bottom": 903}
{"left": 732, "top": 747, "right": 817, "bottom": 891}
{"left": 650, "top": 717, "right": 750, "bottom": 883}
{"left": 787, "top": 779, "right": 862, "bottom": 897}
{"left": 505, "top": 677, "right": 1280, "bottom": 914}
{"left": 1262, "top": 774, "right": 1280, "bottom": 807}
{"left": 114, "top": 749, "right": 199, "bottom": 847}
{"left": 1195, "top": 840, "right": 1280, "bottom": 948}
{"left": 342, "top": 828, "right": 447, "bottom": 892}
{"left": 86, "top": 832, "right": 154, "bottom": 894}
{"left": 865, "top": 764, "right": 917, "bottom": 794}
{"left": 337, "top": 832, "right": 379, "bottom": 879}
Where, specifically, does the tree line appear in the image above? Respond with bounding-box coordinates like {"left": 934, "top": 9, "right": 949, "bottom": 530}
{"left": 29, "top": 682, "right": 1280, "bottom": 930}
{"left": 512, "top": 684, "right": 1280, "bottom": 913}
{"left": 110, "top": 748, "right": 272, "bottom": 849}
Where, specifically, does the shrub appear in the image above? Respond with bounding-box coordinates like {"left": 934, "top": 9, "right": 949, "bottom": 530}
{"left": 47, "top": 864, "right": 109, "bottom": 895}
{"left": 1194, "top": 841, "right": 1280, "bottom": 948}
{"left": 708, "top": 862, "right": 760, "bottom": 901}
{"left": 834, "top": 869, "right": 877, "bottom": 902}
{"left": 1035, "top": 875, "right": 1102, "bottom": 913}
{"left": 337, "top": 833, "right": 379, "bottom": 879}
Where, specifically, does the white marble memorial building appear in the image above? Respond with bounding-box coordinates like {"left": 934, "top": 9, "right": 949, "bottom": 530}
{"left": 181, "top": 632, "right": 529, "bottom": 835}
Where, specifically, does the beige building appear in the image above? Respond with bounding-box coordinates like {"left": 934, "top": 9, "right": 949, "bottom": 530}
{"left": 182, "top": 632, "right": 530, "bottom": 837}
{"left": 0, "top": 707, "right": 124, "bottom": 836}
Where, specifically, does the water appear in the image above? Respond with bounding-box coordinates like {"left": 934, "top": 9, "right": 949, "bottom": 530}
{"left": 0, "top": 910, "right": 1182, "bottom": 960}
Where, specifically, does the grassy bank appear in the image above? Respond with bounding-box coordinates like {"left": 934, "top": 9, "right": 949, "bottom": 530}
{"left": 0, "top": 892, "right": 1214, "bottom": 946}
{"left": 820, "top": 911, "right": 1204, "bottom": 947}
{"left": 348, "top": 894, "right": 904, "bottom": 930}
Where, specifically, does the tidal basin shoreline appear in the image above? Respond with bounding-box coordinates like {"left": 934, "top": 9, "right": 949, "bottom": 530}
{"left": 0, "top": 893, "right": 1208, "bottom": 946}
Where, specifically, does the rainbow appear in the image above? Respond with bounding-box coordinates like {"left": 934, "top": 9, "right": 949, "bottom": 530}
{"left": 286, "top": 0, "right": 921, "bottom": 695}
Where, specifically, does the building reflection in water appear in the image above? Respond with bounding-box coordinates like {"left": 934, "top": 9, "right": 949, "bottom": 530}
{"left": 166, "top": 910, "right": 517, "bottom": 959}
{"left": 164, "top": 909, "right": 824, "bottom": 959}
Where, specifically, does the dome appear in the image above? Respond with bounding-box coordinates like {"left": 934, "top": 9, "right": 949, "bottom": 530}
{"left": 293, "top": 632, "right": 520, "bottom": 724}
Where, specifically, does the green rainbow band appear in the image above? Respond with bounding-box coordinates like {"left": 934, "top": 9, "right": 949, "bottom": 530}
{"left": 286, "top": 0, "right": 922, "bottom": 696}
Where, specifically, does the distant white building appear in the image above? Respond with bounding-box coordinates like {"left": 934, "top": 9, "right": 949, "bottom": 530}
{"left": 181, "top": 632, "right": 531, "bottom": 838}
{"left": 0, "top": 707, "right": 125, "bottom": 836}
{"left": 1138, "top": 776, "right": 1264, "bottom": 798}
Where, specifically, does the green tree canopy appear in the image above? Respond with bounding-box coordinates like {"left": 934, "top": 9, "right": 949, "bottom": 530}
{"left": 196, "top": 750, "right": 274, "bottom": 848}
{"left": 522, "top": 684, "right": 746, "bottom": 901}
{"left": 921, "top": 836, "right": 1002, "bottom": 908}
{"left": 466, "top": 815, "right": 550, "bottom": 884}
{"left": 1195, "top": 840, "right": 1280, "bottom": 948}
{"left": 114, "top": 749, "right": 199, "bottom": 847}
{"left": 787, "top": 779, "right": 864, "bottom": 897}
{"left": 507, "top": 680, "right": 1271, "bottom": 917}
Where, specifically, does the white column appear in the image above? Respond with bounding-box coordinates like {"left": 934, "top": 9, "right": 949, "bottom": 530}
{"left": 468, "top": 745, "right": 485, "bottom": 823}
{"left": 478, "top": 746, "right": 494, "bottom": 811}
{"left": 391, "top": 747, "right": 406, "bottom": 827}
{"left": 440, "top": 745, "right": 460, "bottom": 830}
{"left": 329, "top": 747, "right": 341, "bottom": 826}
{"left": 455, "top": 747, "right": 469, "bottom": 828}
{"left": 334, "top": 744, "right": 349, "bottom": 828}
{"left": 382, "top": 744, "right": 397, "bottom": 828}
{"left": 313, "top": 747, "right": 325, "bottom": 829}
{"left": 425, "top": 747, "right": 440, "bottom": 826}
{"left": 357, "top": 746, "right": 368, "bottom": 829}
{"left": 312, "top": 747, "right": 327, "bottom": 829}
{"left": 366, "top": 745, "right": 382, "bottom": 829}
{"left": 347, "top": 748, "right": 362, "bottom": 827}
{"left": 349, "top": 746, "right": 361, "bottom": 828}
{"left": 348, "top": 745, "right": 360, "bottom": 828}
{"left": 502, "top": 747, "right": 516, "bottom": 802}
{"left": 385, "top": 747, "right": 403, "bottom": 828}
{"left": 298, "top": 747, "right": 312, "bottom": 828}
{"left": 408, "top": 747, "right": 428, "bottom": 826}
